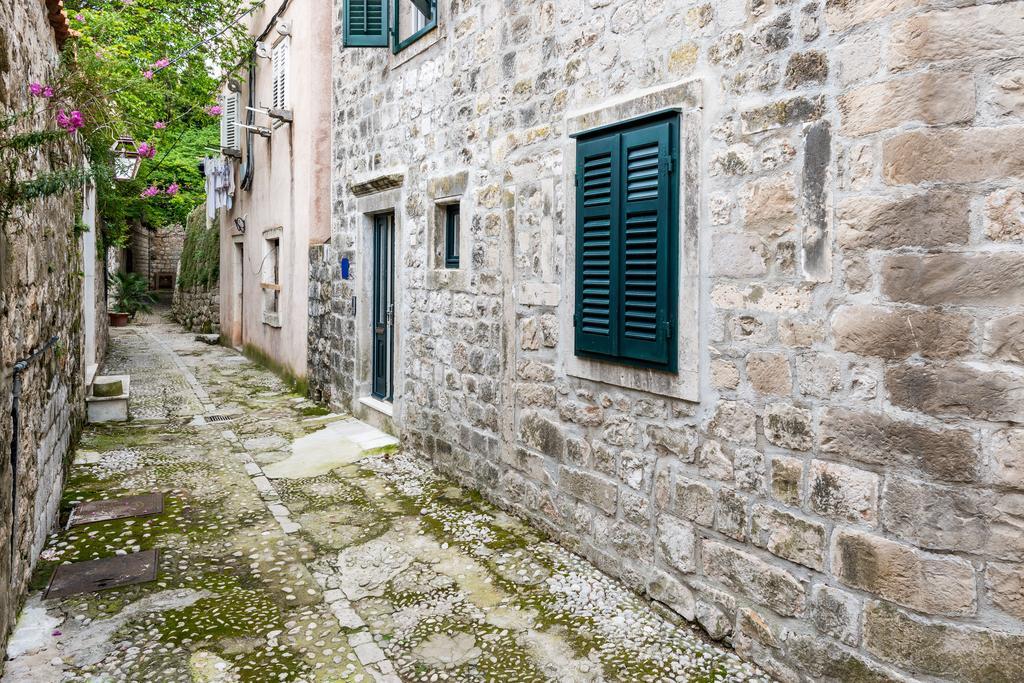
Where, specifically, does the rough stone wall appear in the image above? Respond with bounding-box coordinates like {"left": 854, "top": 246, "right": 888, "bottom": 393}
{"left": 127, "top": 222, "right": 151, "bottom": 280}
{"left": 171, "top": 286, "right": 221, "bottom": 334}
{"left": 149, "top": 223, "right": 185, "bottom": 291}
{"left": 0, "top": 0, "right": 86, "bottom": 659}
{"left": 328, "top": 1, "right": 1024, "bottom": 680}
{"left": 307, "top": 242, "right": 334, "bottom": 404}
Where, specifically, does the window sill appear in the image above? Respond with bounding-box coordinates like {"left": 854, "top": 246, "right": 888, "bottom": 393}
{"left": 425, "top": 268, "right": 470, "bottom": 292}
{"left": 262, "top": 311, "right": 282, "bottom": 328}
{"left": 359, "top": 395, "right": 394, "bottom": 417}
{"left": 389, "top": 27, "right": 440, "bottom": 69}
{"left": 564, "top": 354, "right": 698, "bottom": 402}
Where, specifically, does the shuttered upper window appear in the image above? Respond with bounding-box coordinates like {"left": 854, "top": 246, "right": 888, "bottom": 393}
{"left": 344, "top": 0, "right": 388, "bottom": 47}
{"left": 572, "top": 112, "right": 679, "bottom": 372}
{"left": 220, "top": 91, "right": 240, "bottom": 152}
{"left": 271, "top": 38, "right": 289, "bottom": 111}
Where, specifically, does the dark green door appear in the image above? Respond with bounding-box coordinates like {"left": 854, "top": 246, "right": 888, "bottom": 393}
{"left": 371, "top": 213, "right": 394, "bottom": 400}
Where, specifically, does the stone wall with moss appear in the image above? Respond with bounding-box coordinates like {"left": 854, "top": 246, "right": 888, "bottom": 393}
{"left": 172, "top": 204, "right": 220, "bottom": 333}
{"left": 326, "top": 0, "right": 1024, "bottom": 680}
{"left": 0, "top": 0, "right": 87, "bottom": 662}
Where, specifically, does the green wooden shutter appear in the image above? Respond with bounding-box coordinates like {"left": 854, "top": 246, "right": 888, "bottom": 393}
{"left": 574, "top": 134, "right": 620, "bottom": 358}
{"left": 618, "top": 121, "right": 674, "bottom": 366}
{"left": 344, "top": 0, "right": 388, "bottom": 47}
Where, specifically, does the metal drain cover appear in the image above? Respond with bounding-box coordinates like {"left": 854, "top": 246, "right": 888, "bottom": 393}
{"left": 206, "top": 414, "right": 237, "bottom": 423}
{"left": 45, "top": 549, "right": 159, "bottom": 599}
{"left": 69, "top": 493, "right": 164, "bottom": 527}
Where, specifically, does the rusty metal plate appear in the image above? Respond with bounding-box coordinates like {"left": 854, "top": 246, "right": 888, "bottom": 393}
{"left": 69, "top": 493, "right": 164, "bottom": 527}
{"left": 45, "top": 549, "right": 159, "bottom": 599}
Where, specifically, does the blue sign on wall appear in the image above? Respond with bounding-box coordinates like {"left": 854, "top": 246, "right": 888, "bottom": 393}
{"left": 341, "top": 257, "right": 350, "bottom": 280}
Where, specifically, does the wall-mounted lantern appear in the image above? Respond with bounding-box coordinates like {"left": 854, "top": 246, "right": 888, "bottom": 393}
{"left": 110, "top": 136, "right": 142, "bottom": 181}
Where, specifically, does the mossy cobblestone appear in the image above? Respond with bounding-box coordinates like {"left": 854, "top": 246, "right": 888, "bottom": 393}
{"left": 4, "top": 316, "right": 768, "bottom": 682}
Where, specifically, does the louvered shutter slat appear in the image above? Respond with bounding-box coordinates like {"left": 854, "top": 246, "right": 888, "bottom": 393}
{"left": 221, "top": 92, "right": 239, "bottom": 150}
{"left": 344, "top": 0, "right": 388, "bottom": 47}
{"left": 619, "top": 122, "right": 673, "bottom": 366}
{"left": 272, "top": 39, "right": 289, "bottom": 110}
{"left": 575, "top": 135, "right": 620, "bottom": 357}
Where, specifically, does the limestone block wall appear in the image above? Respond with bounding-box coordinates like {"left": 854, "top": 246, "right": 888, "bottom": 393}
{"left": 150, "top": 223, "right": 185, "bottom": 291}
{"left": 326, "top": 0, "right": 1024, "bottom": 679}
{"left": 171, "top": 286, "right": 221, "bottom": 334}
{"left": 0, "top": 0, "right": 86, "bottom": 659}
{"left": 307, "top": 242, "right": 334, "bottom": 404}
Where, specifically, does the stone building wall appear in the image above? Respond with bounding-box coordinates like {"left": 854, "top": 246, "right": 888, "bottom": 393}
{"left": 126, "top": 221, "right": 185, "bottom": 292}
{"left": 327, "top": 1, "right": 1024, "bottom": 680}
{"left": 307, "top": 242, "right": 334, "bottom": 404}
{"left": 0, "top": 0, "right": 83, "bottom": 660}
{"left": 171, "top": 287, "right": 221, "bottom": 334}
{"left": 150, "top": 223, "right": 185, "bottom": 292}
{"left": 127, "top": 222, "right": 151, "bottom": 280}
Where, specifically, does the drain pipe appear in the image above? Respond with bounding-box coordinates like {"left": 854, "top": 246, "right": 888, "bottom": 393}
{"left": 8, "top": 335, "right": 58, "bottom": 585}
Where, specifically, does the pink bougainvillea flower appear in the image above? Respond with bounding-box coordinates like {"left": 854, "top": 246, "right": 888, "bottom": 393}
{"left": 29, "top": 82, "right": 43, "bottom": 96}
{"left": 143, "top": 70, "right": 154, "bottom": 80}
{"left": 43, "top": 85, "right": 54, "bottom": 98}
{"left": 56, "top": 109, "right": 84, "bottom": 134}
{"left": 140, "top": 185, "right": 160, "bottom": 198}
{"left": 153, "top": 121, "right": 167, "bottom": 129}
{"left": 137, "top": 142, "right": 157, "bottom": 158}
{"left": 206, "top": 105, "right": 222, "bottom": 116}
{"left": 166, "top": 183, "right": 180, "bottom": 196}
{"left": 75, "top": 13, "right": 84, "bottom": 21}
{"left": 95, "top": 49, "right": 106, "bottom": 60}
{"left": 153, "top": 58, "right": 170, "bottom": 69}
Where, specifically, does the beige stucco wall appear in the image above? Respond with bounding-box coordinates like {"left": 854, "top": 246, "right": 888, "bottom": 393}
{"left": 218, "top": 0, "right": 332, "bottom": 378}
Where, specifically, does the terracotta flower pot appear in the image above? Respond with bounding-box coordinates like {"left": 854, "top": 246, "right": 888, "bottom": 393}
{"left": 109, "top": 311, "right": 130, "bottom": 327}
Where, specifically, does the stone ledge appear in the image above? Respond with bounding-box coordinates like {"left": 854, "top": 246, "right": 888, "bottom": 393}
{"left": 350, "top": 173, "right": 405, "bottom": 197}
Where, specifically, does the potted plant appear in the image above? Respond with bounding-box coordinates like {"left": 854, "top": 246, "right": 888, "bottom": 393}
{"left": 109, "top": 271, "right": 156, "bottom": 326}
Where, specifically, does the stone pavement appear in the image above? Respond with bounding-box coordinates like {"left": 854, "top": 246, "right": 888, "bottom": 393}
{"left": 3, "top": 315, "right": 769, "bottom": 682}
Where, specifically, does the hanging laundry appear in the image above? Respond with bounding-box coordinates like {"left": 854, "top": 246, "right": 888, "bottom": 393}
{"left": 204, "top": 157, "right": 235, "bottom": 219}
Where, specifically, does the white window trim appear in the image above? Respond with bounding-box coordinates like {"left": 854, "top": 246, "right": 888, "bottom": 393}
{"left": 261, "top": 228, "right": 283, "bottom": 328}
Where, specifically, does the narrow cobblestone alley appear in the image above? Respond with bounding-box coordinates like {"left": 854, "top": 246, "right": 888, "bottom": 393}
{"left": 3, "top": 315, "right": 768, "bottom": 682}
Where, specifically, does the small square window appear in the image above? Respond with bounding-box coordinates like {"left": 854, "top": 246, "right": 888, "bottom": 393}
{"left": 444, "top": 203, "right": 460, "bottom": 269}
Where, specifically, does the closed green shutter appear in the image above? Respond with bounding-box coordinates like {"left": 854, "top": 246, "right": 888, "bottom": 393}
{"left": 345, "top": 0, "right": 388, "bottom": 47}
{"left": 573, "top": 112, "right": 678, "bottom": 371}
{"left": 574, "top": 134, "right": 620, "bottom": 358}
{"left": 619, "top": 122, "right": 673, "bottom": 366}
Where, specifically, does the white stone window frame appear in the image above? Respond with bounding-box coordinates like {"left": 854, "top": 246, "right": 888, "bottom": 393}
{"left": 351, "top": 181, "right": 406, "bottom": 431}
{"left": 426, "top": 171, "right": 472, "bottom": 291}
{"left": 261, "top": 227, "right": 283, "bottom": 328}
{"left": 559, "top": 80, "right": 702, "bottom": 402}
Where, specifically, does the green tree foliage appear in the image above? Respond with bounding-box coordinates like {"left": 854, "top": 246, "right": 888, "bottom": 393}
{"left": 63, "top": 0, "right": 259, "bottom": 240}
